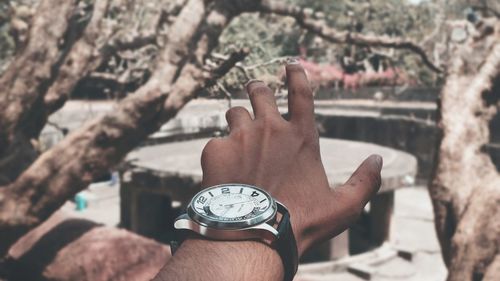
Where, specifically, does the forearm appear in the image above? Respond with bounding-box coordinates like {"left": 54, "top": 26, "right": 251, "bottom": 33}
{"left": 154, "top": 238, "right": 283, "bottom": 281}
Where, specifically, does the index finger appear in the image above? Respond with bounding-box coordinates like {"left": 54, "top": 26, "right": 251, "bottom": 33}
{"left": 285, "top": 59, "right": 315, "bottom": 126}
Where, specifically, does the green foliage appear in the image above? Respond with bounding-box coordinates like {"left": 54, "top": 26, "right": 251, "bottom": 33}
{"left": 1, "top": 0, "right": 496, "bottom": 92}
{"left": 0, "top": 1, "right": 14, "bottom": 73}
{"left": 0, "top": 0, "right": 37, "bottom": 73}
{"left": 216, "top": 0, "right": 448, "bottom": 88}
{"left": 214, "top": 13, "right": 301, "bottom": 93}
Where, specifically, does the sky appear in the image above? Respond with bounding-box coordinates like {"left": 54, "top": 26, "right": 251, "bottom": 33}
{"left": 408, "top": 0, "right": 426, "bottom": 5}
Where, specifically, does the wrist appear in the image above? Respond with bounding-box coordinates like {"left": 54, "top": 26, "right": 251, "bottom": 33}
{"left": 275, "top": 184, "right": 332, "bottom": 256}
{"left": 161, "top": 237, "right": 284, "bottom": 281}
{"left": 287, "top": 208, "right": 315, "bottom": 256}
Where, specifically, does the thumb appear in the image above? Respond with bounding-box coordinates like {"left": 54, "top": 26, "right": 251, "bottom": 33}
{"left": 329, "top": 154, "right": 383, "bottom": 228}
{"left": 310, "top": 155, "right": 383, "bottom": 245}
{"left": 340, "top": 154, "right": 383, "bottom": 207}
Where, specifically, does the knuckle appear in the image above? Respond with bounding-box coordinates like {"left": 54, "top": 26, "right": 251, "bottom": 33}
{"left": 248, "top": 85, "right": 271, "bottom": 96}
{"left": 290, "top": 84, "right": 313, "bottom": 99}
{"left": 226, "top": 106, "right": 247, "bottom": 120}
{"left": 259, "top": 115, "right": 286, "bottom": 134}
{"left": 293, "top": 124, "right": 319, "bottom": 148}
{"left": 201, "top": 139, "right": 223, "bottom": 163}
{"left": 230, "top": 127, "right": 249, "bottom": 141}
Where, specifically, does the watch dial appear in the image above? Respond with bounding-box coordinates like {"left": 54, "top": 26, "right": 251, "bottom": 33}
{"left": 191, "top": 184, "right": 274, "bottom": 223}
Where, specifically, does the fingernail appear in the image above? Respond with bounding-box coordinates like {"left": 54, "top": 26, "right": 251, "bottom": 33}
{"left": 245, "top": 79, "right": 264, "bottom": 89}
{"left": 286, "top": 57, "right": 300, "bottom": 65}
{"left": 372, "top": 154, "right": 383, "bottom": 172}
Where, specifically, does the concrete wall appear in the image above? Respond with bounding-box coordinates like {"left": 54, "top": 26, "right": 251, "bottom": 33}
{"left": 317, "top": 114, "right": 439, "bottom": 180}
{"left": 316, "top": 105, "right": 500, "bottom": 180}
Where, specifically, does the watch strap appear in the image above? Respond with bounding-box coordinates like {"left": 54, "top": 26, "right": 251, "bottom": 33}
{"left": 170, "top": 216, "right": 190, "bottom": 255}
{"left": 275, "top": 202, "right": 299, "bottom": 281}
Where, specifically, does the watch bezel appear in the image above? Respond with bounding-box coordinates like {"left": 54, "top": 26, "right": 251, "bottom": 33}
{"left": 187, "top": 184, "right": 277, "bottom": 230}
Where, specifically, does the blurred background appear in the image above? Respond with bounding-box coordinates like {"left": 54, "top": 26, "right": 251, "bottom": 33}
{"left": 0, "top": 0, "right": 499, "bottom": 280}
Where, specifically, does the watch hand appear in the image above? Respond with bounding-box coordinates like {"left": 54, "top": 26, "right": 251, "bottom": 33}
{"left": 222, "top": 206, "right": 231, "bottom": 216}
{"left": 223, "top": 200, "right": 253, "bottom": 207}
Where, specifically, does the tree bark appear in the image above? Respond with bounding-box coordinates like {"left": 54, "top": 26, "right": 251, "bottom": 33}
{"left": 0, "top": 0, "right": 247, "bottom": 257}
{"left": 42, "top": 0, "right": 112, "bottom": 116}
{"left": 0, "top": 0, "right": 81, "bottom": 184}
{"left": 429, "top": 20, "right": 500, "bottom": 280}
{"left": 3, "top": 211, "right": 170, "bottom": 281}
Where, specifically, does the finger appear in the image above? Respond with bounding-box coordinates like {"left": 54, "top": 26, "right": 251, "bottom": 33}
{"left": 306, "top": 155, "right": 383, "bottom": 244}
{"left": 246, "top": 80, "right": 280, "bottom": 119}
{"left": 334, "top": 154, "right": 383, "bottom": 216}
{"left": 200, "top": 138, "right": 235, "bottom": 187}
{"left": 225, "top": 106, "right": 252, "bottom": 131}
{"left": 285, "top": 59, "right": 315, "bottom": 126}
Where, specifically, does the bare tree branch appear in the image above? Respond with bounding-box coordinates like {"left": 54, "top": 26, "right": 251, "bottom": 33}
{"left": 0, "top": 0, "right": 82, "bottom": 184}
{"left": 421, "top": 0, "right": 447, "bottom": 46}
{"left": 0, "top": 0, "right": 79, "bottom": 147}
{"left": 42, "top": 0, "right": 112, "bottom": 126}
{"left": 210, "top": 48, "right": 250, "bottom": 82}
{"left": 210, "top": 52, "right": 286, "bottom": 81}
{"left": 43, "top": 0, "right": 190, "bottom": 118}
{"left": 0, "top": 0, "right": 156, "bottom": 184}
{"left": 105, "top": 33, "right": 157, "bottom": 53}
{"left": 0, "top": 0, "right": 248, "bottom": 256}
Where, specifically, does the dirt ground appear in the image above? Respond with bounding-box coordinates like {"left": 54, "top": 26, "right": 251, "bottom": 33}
{"left": 62, "top": 183, "right": 447, "bottom": 281}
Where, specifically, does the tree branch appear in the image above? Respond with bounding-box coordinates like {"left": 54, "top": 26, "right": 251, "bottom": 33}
{"left": 249, "top": 0, "right": 443, "bottom": 73}
{"left": 209, "top": 52, "right": 285, "bottom": 81}
{"left": 471, "top": 5, "right": 500, "bottom": 18}
{"left": 210, "top": 48, "right": 250, "bottom": 83}
{"left": 0, "top": 0, "right": 80, "bottom": 147}
{"left": 43, "top": 0, "right": 189, "bottom": 115}
{"left": 0, "top": 0, "right": 247, "bottom": 256}
{"left": 0, "top": 0, "right": 153, "bottom": 185}
{"left": 43, "top": 0, "right": 189, "bottom": 117}
{"left": 105, "top": 33, "right": 157, "bottom": 53}
{"left": 0, "top": 0, "right": 82, "bottom": 184}
{"left": 39, "top": 0, "right": 112, "bottom": 131}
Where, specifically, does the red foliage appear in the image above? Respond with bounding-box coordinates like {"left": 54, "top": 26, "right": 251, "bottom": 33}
{"left": 296, "top": 58, "right": 411, "bottom": 89}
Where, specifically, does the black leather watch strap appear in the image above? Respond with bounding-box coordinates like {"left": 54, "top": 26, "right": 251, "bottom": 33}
{"left": 274, "top": 202, "right": 299, "bottom": 281}
{"left": 170, "top": 229, "right": 185, "bottom": 255}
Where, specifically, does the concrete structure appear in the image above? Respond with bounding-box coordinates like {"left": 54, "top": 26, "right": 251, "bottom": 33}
{"left": 119, "top": 137, "right": 417, "bottom": 261}
{"left": 40, "top": 98, "right": 500, "bottom": 180}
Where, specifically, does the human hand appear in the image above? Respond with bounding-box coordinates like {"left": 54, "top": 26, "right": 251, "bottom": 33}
{"left": 200, "top": 60, "right": 382, "bottom": 256}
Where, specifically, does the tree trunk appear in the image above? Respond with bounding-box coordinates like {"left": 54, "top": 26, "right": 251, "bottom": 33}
{"left": 429, "top": 20, "right": 500, "bottom": 281}
{"left": 0, "top": 0, "right": 248, "bottom": 258}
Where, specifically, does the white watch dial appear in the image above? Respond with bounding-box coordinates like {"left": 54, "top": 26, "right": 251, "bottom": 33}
{"left": 191, "top": 184, "right": 273, "bottom": 222}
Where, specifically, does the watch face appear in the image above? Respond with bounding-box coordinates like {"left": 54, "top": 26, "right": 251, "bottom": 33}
{"left": 188, "top": 184, "right": 276, "bottom": 229}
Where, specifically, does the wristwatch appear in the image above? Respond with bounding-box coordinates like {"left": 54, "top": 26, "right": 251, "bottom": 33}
{"left": 171, "top": 183, "right": 299, "bottom": 281}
